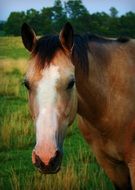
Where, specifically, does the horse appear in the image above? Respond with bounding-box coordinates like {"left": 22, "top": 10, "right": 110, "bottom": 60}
{"left": 21, "top": 22, "right": 135, "bottom": 190}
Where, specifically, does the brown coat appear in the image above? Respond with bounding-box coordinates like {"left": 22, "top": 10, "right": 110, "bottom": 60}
{"left": 76, "top": 39, "right": 135, "bottom": 190}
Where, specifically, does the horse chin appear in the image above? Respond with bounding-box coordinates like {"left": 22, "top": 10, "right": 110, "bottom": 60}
{"left": 38, "top": 166, "right": 61, "bottom": 174}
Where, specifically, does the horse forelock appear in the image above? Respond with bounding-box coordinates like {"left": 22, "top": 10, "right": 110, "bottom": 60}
{"left": 31, "top": 35, "right": 62, "bottom": 69}
{"left": 30, "top": 34, "right": 90, "bottom": 74}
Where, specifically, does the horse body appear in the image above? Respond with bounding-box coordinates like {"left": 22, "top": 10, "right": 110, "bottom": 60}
{"left": 76, "top": 40, "right": 135, "bottom": 189}
{"left": 21, "top": 22, "right": 135, "bottom": 189}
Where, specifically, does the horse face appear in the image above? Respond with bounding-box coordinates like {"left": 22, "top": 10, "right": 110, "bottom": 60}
{"left": 21, "top": 23, "right": 77, "bottom": 174}
{"left": 28, "top": 52, "right": 77, "bottom": 173}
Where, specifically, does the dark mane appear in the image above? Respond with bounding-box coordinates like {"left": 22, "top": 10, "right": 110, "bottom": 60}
{"left": 32, "top": 35, "right": 62, "bottom": 67}
{"left": 72, "top": 33, "right": 130, "bottom": 74}
{"left": 86, "top": 33, "right": 130, "bottom": 43}
{"left": 32, "top": 33, "right": 130, "bottom": 72}
{"left": 72, "top": 34, "right": 90, "bottom": 74}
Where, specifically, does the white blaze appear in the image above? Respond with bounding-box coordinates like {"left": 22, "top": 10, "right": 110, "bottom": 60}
{"left": 36, "top": 65, "right": 60, "bottom": 147}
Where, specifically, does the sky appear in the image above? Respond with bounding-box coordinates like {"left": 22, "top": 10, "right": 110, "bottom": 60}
{"left": 0, "top": 0, "right": 135, "bottom": 21}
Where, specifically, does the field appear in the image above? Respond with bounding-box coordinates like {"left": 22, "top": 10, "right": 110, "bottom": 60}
{"left": 0, "top": 37, "right": 114, "bottom": 190}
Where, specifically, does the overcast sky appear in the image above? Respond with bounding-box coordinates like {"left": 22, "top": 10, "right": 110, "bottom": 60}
{"left": 0, "top": 0, "right": 135, "bottom": 21}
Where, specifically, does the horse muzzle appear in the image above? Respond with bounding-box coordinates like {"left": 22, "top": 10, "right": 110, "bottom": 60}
{"left": 32, "top": 149, "right": 62, "bottom": 174}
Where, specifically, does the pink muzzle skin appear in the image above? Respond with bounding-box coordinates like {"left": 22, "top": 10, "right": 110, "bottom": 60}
{"left": 32, "top": 148, "right": 62, "bottom": 174}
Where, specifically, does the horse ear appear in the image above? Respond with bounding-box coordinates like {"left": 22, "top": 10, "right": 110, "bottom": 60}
{"left": 59, "top": 22, "right": 74, "bottom": 52}
{"left": 21, "top": 23, "right": 36, "bottom": 52}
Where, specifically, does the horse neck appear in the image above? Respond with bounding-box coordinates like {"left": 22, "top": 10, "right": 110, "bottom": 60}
{"left": 76, "top": 40, "right": 135, "bottom": 127}
{"left": 76, "top": 43, "right": 109, "bottom": 125}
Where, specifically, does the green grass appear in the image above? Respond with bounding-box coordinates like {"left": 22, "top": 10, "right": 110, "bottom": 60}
{"left": 0, "top": 37, "right": 114, "bottom": 190}
{"left": 0, "top": 37, "right": 29, "bottom": 59}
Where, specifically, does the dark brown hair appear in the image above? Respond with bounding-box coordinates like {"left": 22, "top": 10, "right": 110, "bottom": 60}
{"left": 32, "top": 33, "right": 129, "bottom": 72}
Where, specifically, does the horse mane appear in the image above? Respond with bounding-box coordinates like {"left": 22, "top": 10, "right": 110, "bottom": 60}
{"left": 32, "top": 33, "right": 130, "bottom": 73}
{"left": 32, "top": 35, "right": 62, "bottom": 68}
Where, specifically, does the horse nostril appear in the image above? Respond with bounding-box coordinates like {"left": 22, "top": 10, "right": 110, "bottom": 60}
{"left": 34, "top": 154, "right": 41, "bottom": 167}
{"left": 55, "top": 150, "right": 61, "bottom": 157}
{"left": 34, "top": 154, "right": 46, "bottom": 169}
{"left": 49, "top": 149, "right": 62, "bottom": 168}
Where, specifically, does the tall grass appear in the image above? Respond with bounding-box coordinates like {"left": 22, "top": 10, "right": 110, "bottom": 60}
{"left": 1, "top": 107, "right": 34, "bottom": 149}
{"left": 0, "top": 37, "right": 29, "bottom": 59}
{"left": 8, "top": 149, "right": 113, "bottom": 190}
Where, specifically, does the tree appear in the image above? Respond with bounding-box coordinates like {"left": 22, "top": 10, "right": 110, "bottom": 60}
{"left": 119, "top": 12, "right": 135, "bottom": 37}
{"left": 90, "top": 12, "right": 110, "bottom": 35}
{"left": 40, "top": 7, "right": 54, "bottom": 34}
{"left": 3, "top": 1, "right": 135, "bottom": 38}
{"left": 4, "top": 12, "right": 25, "bottom": 35}
{"left": 110, "top": 7, "right": 118, "bottom": 18}
{"left": 53, "top": 0, "right": 67, "bottom": 32}
{"left": 64, "top": 0, "right": 91, "bottom": 33}
{"left": 65, "top": 0, "right": 89, "bottom": 19}
{"left": 0, "top": 21, "right": 5, "bottom": 36}
{"left": 108, "top": 7, "right": 120, "bottom": 37}
{"left": 25, "top": 9, "right": 42, "bottom": 34}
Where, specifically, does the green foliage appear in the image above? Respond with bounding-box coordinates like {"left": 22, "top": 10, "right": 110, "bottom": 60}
{"left": 4, "top": 12, "right": 25, "bottom": 36}
{"left": 40, "top": 7, "right": 55, "bottom": 34}
{"left": 2, "top": 0, "right": 135, "bottom": 38}
{"left": 65, "top": 0, "right": 91, "bottom": 33}
{"left": 109, "top": 7, "right": 118, "bottom": 18}
{"left": 119, "top": 12, "right": 135, "bottom": 38}
{"left": 53, "top": 0, "right": 67, "bottom": 32}
{"left": 25, "top": 9, "right": 42, "bottom": 34}
{"left": 90, "top": 12, "right": 110, "bottom": 35}
{"left": 65, "top": 0, "right": 89, "bottom": 19}
{"left": 0, "top": 21, "right": 6, "bottom": 36}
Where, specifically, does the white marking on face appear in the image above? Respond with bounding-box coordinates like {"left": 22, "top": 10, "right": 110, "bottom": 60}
{"left": 37, "top": 64, "right": 60, "bottom": 109}
{"left": 36, "top": 64, "right": 60, "bottom": 148}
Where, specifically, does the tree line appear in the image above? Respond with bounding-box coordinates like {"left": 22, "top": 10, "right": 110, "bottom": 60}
{"left": 0, "top": 0, "right": 135, "bottom": 38}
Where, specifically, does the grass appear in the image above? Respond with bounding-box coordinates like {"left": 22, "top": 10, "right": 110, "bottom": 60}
{"left": 0, "top": 37, "right": 114, "bottom": 190}
{"left": 0, "top": 37, "right": 29, "bottom": 59}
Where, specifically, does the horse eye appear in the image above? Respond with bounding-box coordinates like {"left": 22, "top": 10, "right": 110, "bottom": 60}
{"left": 22, "top": 79, "right": 30, "bottom": 90}
{"left": 67, "top": 79, "right": 75, "bottom": 90}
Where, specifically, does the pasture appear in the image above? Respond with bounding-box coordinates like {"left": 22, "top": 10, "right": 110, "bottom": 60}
{"left": 0, "top": 37, "right": 114, "bottom": 190}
